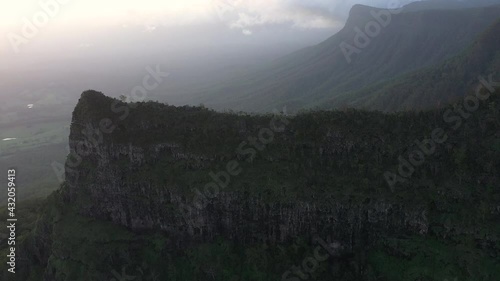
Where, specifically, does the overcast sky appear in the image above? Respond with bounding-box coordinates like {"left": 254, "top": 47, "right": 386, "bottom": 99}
{"left": 1, "top": 1, "right": 421, "bottom": 55}
{"left": 1, "top": 1, "right": 416, "bottom": 29}
{"left": 0, "top": 0, "right": 422, "bottom": 103}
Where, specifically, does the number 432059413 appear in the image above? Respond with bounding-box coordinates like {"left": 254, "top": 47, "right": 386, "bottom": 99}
{"left": 7, "top": 169, "right": 16, "bottom": 215}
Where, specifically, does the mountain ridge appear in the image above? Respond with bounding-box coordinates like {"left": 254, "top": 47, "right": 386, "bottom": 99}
{"left": 331, "top": 17, "right": 500, "bottom": 111}
{"left": 173, "top": 4, "right": 500, "bottom": 113}
{"left": 9, "top": 86, "right": 500, "bottom": 280}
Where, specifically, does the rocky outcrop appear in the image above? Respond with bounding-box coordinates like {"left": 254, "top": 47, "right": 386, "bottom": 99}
{"left": 61, "top": 91, "right": 435, "bottom": 251}
{"left": 14, "top": 89, "right": 499, "bottom": 280}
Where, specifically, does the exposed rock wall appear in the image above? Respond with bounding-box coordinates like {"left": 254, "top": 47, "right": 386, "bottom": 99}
{"left": 62, "top": 91, "right": 432, "bottom": 250}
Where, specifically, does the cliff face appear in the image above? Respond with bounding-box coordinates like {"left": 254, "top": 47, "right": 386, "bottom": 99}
{"left": 60, "top": 90, "right": 498, "bottom": 250}
{"left": 10, "top": 90, "right": 500, "bottom": 281}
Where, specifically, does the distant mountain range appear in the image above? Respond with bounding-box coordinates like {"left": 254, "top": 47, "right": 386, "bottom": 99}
{"left": 326, "top": 17, "right": 500, "bottom": 111}
{"left": 177, "top": 1, "right": 500, "bottom": 113}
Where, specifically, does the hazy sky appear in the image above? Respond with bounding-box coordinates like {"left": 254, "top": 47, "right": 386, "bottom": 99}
{"left": 0, "top": 0, "right": 421, "bottom": 105}
{"left": 1, "top": 0, "right": 419, "bottom": 53}
{"left": 0, "top": 0, "right": 417, "bottom": 72}
{"left": 1, "top": 0, "right": 414, "bottom": 29}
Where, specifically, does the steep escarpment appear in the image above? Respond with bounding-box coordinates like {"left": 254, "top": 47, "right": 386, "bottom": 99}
{"left": 64, "top": 91, "right": 430, "bottom": 243}
{"left": 9, "top": 89, "right": 500, "bottom": 280}
{"left": 64, "top": 90, "right": 500, "bottom": 244}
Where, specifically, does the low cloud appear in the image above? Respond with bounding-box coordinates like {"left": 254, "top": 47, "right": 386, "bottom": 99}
{"left": 213, "top": 0, "right": 419, "bottom": 31}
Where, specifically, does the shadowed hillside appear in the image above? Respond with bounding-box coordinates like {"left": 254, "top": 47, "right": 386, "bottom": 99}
{"left": 177, "top": 4, "right": 500, "bottom": 112}
{"left": 327, "top": 18, "right": 500, "bottom": 111}
{"left": 6, "top": 87, "right": 499, "bottom": 280}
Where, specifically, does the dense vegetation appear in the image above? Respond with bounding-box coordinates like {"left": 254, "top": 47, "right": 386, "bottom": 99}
{"left": 1, "top": 3, "right": 499, "bottom": 281}
{"left": 5, "top": 194, "right": 499, "bottom": 281}
{"left": 2, "top": 84, "right": 499, "bottom": 280}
